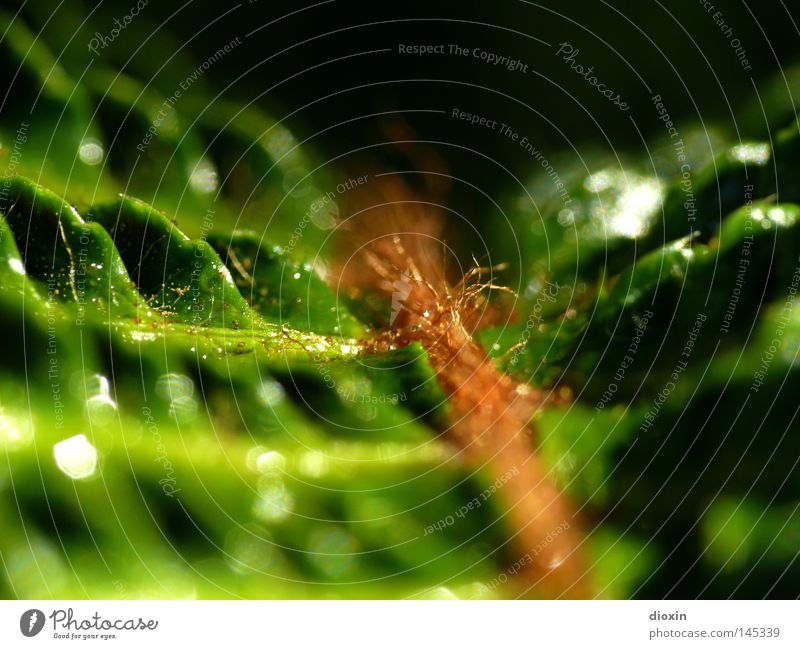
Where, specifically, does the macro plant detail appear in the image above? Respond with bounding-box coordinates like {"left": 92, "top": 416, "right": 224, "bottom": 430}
{"left": 1, "top": 2, "right": 799, "bottom": 610}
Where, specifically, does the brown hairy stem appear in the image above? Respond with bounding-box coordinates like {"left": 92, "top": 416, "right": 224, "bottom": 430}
{"left": 333, "top": 172, "right": 594, "bottom": 598}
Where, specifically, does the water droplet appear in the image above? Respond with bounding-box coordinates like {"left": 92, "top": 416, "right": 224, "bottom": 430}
{"left": 730, "top": 143, "right": 770, "bottom": 166}
{"left": 253, "top": 478, "right": 293, "bottom": 523}
{"left": 255, "top": 450, "right": 286, "bottom": 475}
{"left": 0, "top": 412, "right": 32, "bottom": 450}
{"left": 156, "top": 374, "right": 197, "bottom": 423}
{"left": 298, "top": 450, "right": 327, "bottom": 478}
{"left": 257, "top": 380, "right": 285, "bottom": 407}
{"left": 225, "top": 524, "right": 277, "bottom": 574}
{"left": 767, "top": 206, "right": 796, "bottom": 227}
{"left": 307, "top": 526, "right": 359, "bottom": 577}
{"left": 188, "top": 158, "right": 218, "bottom": 194}
{"left": 609, "top": 179, "right": 662, "bottom": 238}
{"left": 557, "top": 209, "right": 574, "bottom": 226}
{"left": 156, "top": 373, "right": 194, "bottom": 400}
{"left": 54, "top": 434, "right": 98, "bottom": 480}
{"left": 262, "top": 126, "right": 296, "bottom": 159}
{"left": 8, "top": 258, "right": 25, "bottom": 274}
{"left": 584, "top": 170, "right": 613, "bottom": 193}
{"left": 129, "top": 330, "right": 157, "bottom": 342}
{"left": 78, "top": 138, "right": 104, "bottom": 166}
{"left": 168, "top": 395, "right": 197, "bottom": 423}
{"left": 85, "top": 374, "right": 118, "bottom": 425}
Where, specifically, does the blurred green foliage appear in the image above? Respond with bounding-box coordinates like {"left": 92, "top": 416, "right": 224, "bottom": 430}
{"left": 1, "top": 2, "right": 799, "bottom": 600}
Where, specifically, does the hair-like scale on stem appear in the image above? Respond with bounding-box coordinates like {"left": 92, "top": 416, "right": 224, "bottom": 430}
{"left": 332, "top": 170, "right": 593, "bottom": 598}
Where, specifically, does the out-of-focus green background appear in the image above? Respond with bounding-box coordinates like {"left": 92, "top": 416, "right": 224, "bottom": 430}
{"left": 1, "top": 0, "right": 799, "bottom": 599}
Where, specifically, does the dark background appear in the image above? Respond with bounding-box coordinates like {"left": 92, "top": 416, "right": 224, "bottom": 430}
{"left": 9, "top": 0, "right": 800, "bottom": 217}
{"left": 3, "top": 0, "right": 800, "bottom": 601}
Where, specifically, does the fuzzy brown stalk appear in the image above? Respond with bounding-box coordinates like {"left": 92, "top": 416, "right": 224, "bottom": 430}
{"left": 334, "top": 174, "right": 593, "bottom": 598}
